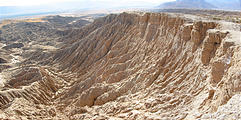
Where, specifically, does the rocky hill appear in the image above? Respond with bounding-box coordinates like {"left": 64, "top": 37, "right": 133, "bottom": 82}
{"left": 207, "top": 0, "right": 241, "bottom": 10}
{"left": 0, "top": 10, "right": 241, "bottom": 119}
{"left": 158, "top": 0, "right": 216, "bottom": 9}
{"left": 158, "top": 0, "right": 241, "bottom": 10}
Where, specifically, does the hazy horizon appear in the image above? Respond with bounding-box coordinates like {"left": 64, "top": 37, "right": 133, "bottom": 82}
{"left": 0, "top": 0, "right": 175, "bottom": 7}
{"left": 0, "top": 0, "right": 175, "bottom": 20}
{"left": 0, "top": 0, "right": 240, "bottom": 20}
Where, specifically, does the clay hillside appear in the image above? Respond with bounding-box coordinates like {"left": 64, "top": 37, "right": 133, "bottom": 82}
{"left": 0, "top": 9, "right": 241, "bottom": 119}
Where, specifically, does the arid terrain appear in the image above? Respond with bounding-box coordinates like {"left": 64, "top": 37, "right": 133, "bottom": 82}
{"left": 0, "top": 9, "right": 240, "bottom": 120}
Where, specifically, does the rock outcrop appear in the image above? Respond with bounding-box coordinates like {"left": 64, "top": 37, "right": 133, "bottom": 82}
{"left": 0, "top": 58, "right": 7, "bottom": 64}
{"left": 0, "top": 12, "right": 240, "bottom": 119}
{"left": 2, "top": 43, "right": 24, "bottom": 50}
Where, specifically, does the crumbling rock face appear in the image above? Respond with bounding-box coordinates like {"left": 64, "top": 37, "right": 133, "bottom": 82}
{"left": 0, "top": 58, "right": 7, "bottom": 64}
{"left": 2, "top": 43, "right": 24, "bottom": 50}
{"left": 191, "top": 21, "right": 216, "bottom": 52}
{"left": 201, "top": 30, "right": 228, "bottom": 65}
{"left": 0, "top": 12, "right": 240, "bottom": 120}
{"left": 6, "top": 67, "right": 43, "bottom": 88}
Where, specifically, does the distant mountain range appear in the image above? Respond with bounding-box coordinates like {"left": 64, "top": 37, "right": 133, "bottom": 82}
{"left": 158, "top": 0, "right": 241, "bottom": 10}
{"left": 207, "top": 0, "right": 241, "bottom": 10}
{"left": 158, "top": 0, "right": 215, "bottom": 9}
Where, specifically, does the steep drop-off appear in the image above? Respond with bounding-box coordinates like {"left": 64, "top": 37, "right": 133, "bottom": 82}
{"left": 0, "top": 12, "right": 240, "bottom": 120}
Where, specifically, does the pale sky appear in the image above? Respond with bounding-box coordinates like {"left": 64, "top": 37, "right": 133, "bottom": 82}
{"left": 0, "top": 0, "right": 175, "bottom": 6}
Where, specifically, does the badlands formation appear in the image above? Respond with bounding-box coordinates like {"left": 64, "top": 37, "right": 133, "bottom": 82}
{"left": 0, "top": 11, "right": 240, "bottom": 120}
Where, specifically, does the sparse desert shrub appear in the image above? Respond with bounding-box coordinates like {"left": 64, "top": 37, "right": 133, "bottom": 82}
{"left": 213, "top": 17, "right": 222, "bottom": 20}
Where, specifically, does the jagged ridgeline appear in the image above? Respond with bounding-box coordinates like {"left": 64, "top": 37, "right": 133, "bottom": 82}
{"left": 0, "top": 12, "right": 240, "bottom": 119}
